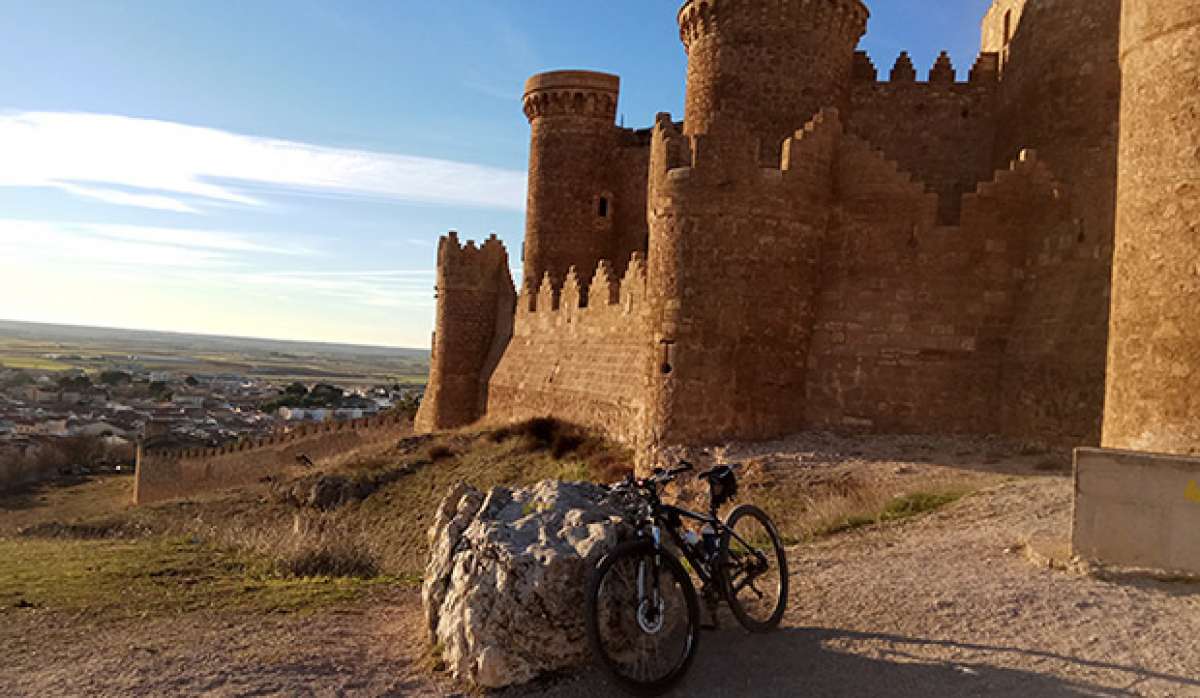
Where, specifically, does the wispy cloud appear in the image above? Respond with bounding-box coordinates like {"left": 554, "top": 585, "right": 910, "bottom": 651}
{"left": 0, "top": 111, "right": 527, "bottom": 214}
{"left": 225, "top": 268, "right": 436, "bottom": 309}
{"left": 0, "top": 218, "right": 309, "bottom": 269}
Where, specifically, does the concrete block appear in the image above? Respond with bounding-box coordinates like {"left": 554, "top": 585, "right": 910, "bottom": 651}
{"left": 1073, "top": 447, "right": 1200, "bottom": 575}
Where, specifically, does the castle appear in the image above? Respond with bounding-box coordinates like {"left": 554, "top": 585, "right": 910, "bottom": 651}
{"left": 416, "top": 0, "right": 1200, "bottom": 461}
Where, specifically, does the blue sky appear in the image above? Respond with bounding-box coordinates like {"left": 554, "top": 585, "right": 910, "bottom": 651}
{"left": 0, "top": 0, "right": 993, "bottom": 348}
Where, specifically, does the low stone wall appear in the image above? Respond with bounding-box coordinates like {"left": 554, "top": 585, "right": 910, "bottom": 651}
{"left": 1073, "top": 448, "right": 1200, "bottom": 576}
{"left": 134, "top": 415, "right": 410, "bottom": 505}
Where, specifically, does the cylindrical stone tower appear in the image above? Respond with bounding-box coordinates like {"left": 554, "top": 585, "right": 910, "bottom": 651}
{"left": 1103, "top": 1, "right": 1200, "bottom": 455}
{"left": 522, "top": 70, "right": 620, "bottom": 289}
{"left": 678, "top": 0, "right": 868, "bottom": 153}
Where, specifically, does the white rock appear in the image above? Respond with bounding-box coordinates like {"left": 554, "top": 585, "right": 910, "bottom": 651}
{"left": 421, "top": 480, "right": 632, "bottom": 689}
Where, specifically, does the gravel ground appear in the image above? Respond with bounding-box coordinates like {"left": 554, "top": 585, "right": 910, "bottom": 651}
{"left": 3, "top": 469, "right": 1197, "bottom": 696}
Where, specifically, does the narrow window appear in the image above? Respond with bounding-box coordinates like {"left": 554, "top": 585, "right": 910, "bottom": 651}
{"left": 1003, "top": 10, "right": 1012, "bottom": 47}
{"left": 598, "top": 196, "right": 609, "bottom": 218}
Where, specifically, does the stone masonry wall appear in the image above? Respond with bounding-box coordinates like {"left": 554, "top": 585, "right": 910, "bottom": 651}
{"left": 984, "top": 0, "right": 1122, "bottom": 447}
{"left": 485, "top": 256, "right": 653, "bottom": 445}
{"left": 522, "top": 71, "right": 650, "bottom": 288}
{"left": 678, "top": 0, "right": 869, "bottom": 158}
{"left": 645, "top": 111, "right": 839, "bottom": 446}
{"left": 134, "top": 414, "right": 410, "bottom": 505}
{"left": 848, "top": 51, "right": 999, "bottom": 225}
{"left": 1103, "top": 0, "right": 1200, "bottom": 455}
{"left": 415, "top": 233, "right": 515, "bottom": 433}
{"left": 806, "top": 140, "right": 1065, "bottom": 433}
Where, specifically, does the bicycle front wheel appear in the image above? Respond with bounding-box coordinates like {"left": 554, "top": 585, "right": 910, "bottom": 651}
{"left": 718, "top": 504, "right": 788, "bottom": 632}
{"left": 585, "top": 540, "right": 700, "bottom": 696}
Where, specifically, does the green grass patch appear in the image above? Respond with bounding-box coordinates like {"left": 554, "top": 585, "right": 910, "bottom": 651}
{"left": 0, "top": 537, "right": 388, "bottom": 618}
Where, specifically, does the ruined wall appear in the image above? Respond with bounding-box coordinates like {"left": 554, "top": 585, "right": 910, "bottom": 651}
{"left": 645, "top": 111, "right": 839, "bottom": 446}
{"left": 678, "top": 0, "right": 868, "bottom": 157}
{"left": 848, "top": 51, "right": 999, "bottom": 225}
{"left": 134, "top": 414, "right": 410, "bottom": 505}
{"left": 1103, "top": 0, "right": 1200, "bottom": 455}
{"left": 982, "top": 0, "right": 1122, "bottom": 446}
{"left": 415, "top": 233, "right": 515, "bottom": 433}
{"left": 486, "top": 256, "right": 653, "bottom": 444}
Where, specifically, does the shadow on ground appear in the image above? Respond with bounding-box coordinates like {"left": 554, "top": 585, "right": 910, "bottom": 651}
{"left": 515, "top": 626, "right": 1200, "bottom": 698}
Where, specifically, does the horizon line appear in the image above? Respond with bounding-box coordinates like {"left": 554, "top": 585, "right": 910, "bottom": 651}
{"left": 0, "top": 318, "right": 428, "bottom": 353}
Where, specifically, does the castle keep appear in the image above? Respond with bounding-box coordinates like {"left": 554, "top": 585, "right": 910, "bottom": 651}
{"left": 417, "top": 0, "right": 1200, "bottom": 460}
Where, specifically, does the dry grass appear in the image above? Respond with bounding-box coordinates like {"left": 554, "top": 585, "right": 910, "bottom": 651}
{"left": 10, "top": 419, "right": 633, "bottom": 593}
{"left": 0, "top": 537, "right": 386, "bottom": 618}
{"left": 746, "top": 470, "right": 972, "bottom": 544}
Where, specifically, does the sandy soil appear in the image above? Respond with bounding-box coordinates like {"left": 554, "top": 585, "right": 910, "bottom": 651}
{"left": 3, "top": 457, "right": 1198, "bottom": 696}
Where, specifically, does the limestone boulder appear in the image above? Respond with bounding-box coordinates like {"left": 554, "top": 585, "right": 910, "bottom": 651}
{"left": 422, "top": 479, "right": 633, "bottom": 689}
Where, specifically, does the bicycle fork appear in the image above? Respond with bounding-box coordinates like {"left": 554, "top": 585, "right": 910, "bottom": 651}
{"left": 635, "top": 527, "right": 666, "bottom": 634}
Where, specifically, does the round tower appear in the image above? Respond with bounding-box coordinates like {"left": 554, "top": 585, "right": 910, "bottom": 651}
{"left": 522, "top": 70, "right": 620, "bottom": 289}
{"left": 1102, "top": 0, "right": 1200, "bottom": 455}
{"left": 678, "top": 0, "right": 868, "bottom": 153}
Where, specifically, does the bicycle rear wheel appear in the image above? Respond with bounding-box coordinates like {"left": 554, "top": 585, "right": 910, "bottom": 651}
{"left": 718, "top": 504, "right": 788, "bottom": 632}
{"left": 585, "top": 540, "right": 700, "bottom": 696}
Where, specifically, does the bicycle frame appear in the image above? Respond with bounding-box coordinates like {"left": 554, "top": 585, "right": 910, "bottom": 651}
{"left": 629, "top": 488, "right": 766, "bottom": 592}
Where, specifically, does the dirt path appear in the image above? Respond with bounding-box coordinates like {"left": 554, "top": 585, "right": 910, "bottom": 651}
{"left": 3, "top": 477, "right": 1198, "bottom": 697}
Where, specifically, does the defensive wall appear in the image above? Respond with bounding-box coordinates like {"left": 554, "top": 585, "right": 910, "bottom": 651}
{"left": 847, "top": 51, "right": 999, "bottom": 225}
{"left": 486, "top": 256, "right": 653, "bottom": 443}
{"left": 983, "top": 0, "right": 1121, "bottom": 449}
{"left": 134, "top": 413, "right": 410, "bottom": 505}
{"left": 418, "top": 0, "right": 1146, "bottom": 456}
{"left": 414, "top": 233, "right": 515, "bottom": 433}
{"left": 808, "top": 142, "right": 1064, "bottom": 435}
{"left": 645, "top": 110, "right": 841, "bottom": 446}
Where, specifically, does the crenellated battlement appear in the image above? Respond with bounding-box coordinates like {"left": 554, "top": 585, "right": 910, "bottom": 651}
{"left": 678, "top": 0, "right": 869, "bottom": 52}
{"left": 518, "top": 252, "right": 648, "bottom": 322}
{"left": 652, "top": 108, "right": 844, "bottom": 190}
{"left": 522, "top": 70, "right": 619, "bottom": 123}
{"left": 437, "top": 231, "right": 510, "bottom": 290}
{"left": 418, "top": 0, "right": 1126, "bottom": 453}
{"left": 854, "top": 50, "right": 1000, "bottom": 87}
{"left": 141, "top": 413, "right": 410, "bottom": 462}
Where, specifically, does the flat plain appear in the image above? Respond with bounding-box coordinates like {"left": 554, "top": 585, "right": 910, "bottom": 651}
{"left": 0, "top": 319, "right": 430, "bottom": 386}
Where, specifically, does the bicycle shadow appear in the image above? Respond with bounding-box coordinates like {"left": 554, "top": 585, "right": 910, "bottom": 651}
{"left": 517, "top": 625, "right": 1197, "bottom": 697}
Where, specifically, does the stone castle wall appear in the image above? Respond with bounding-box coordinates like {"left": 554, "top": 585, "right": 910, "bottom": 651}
{"left": 415, "top": 233, "right": 515, "bottom": 433}
{"left": 983, "top": 0, "right": 1121, "bottom": 447}
{"left": 1103, "top": 0, "right": 1200, "bottom": 455}
{"left": 486, "top": 256, "right": 653, "bottom": 444}
{"left": 678, "top": 0, "right": 869, "bottom": 155}
{"left": 847, "top": 51, "right": 999, "bottom": 225}
{"left": 644, "top": 110, "right": 840, "bottom": 446}
{"left": 808, "top": 143, "right": 1064, "bottom": 433}
{"left": 417, "top": 0, "right": 1143, "bottom": 453}
{"left": 134, "top": 414, "right": 410, "bottom": 505}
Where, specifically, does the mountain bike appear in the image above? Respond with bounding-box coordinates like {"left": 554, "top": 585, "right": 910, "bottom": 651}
{"left": 584, "top": 461, "right": 788, "bottom": 695}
